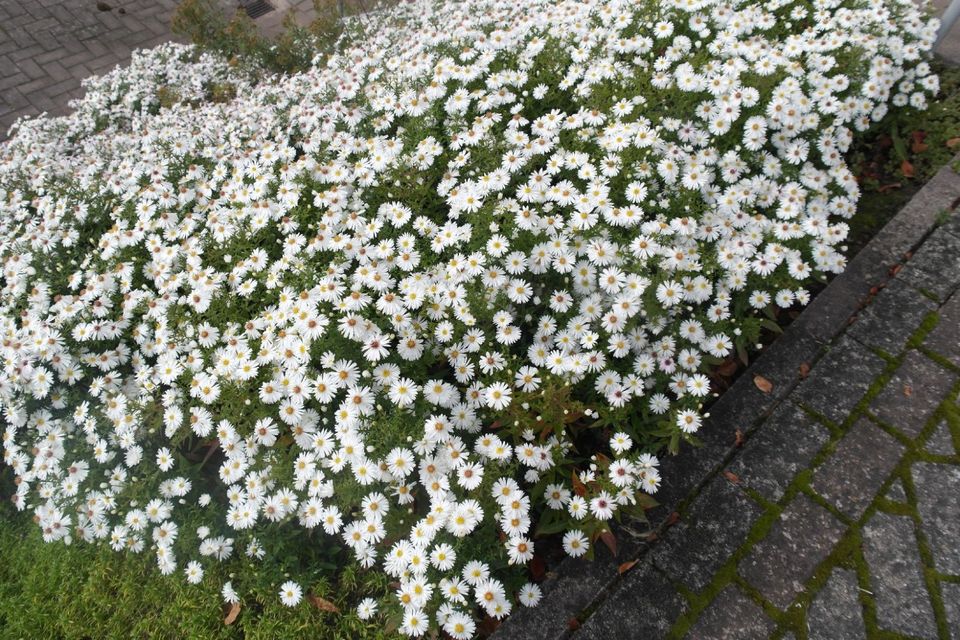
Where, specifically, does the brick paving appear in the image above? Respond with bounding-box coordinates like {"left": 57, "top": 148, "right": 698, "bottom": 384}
{"left": 0, "top": 0, "right": 181, "bottom": 138}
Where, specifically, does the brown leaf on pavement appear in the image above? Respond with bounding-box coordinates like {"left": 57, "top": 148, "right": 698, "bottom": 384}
{"left": 753, "top": 375, "right": 773, "bottom": 393}
{"left": 723, "top": 470, "right": 741, "bottom": 484}
{"left": 618, "top": 559, "right": 639, "bottom": 575}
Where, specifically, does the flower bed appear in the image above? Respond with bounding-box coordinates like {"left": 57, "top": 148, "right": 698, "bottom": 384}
{"left": 0, "top": 0, "right": 939, "bottom": 637}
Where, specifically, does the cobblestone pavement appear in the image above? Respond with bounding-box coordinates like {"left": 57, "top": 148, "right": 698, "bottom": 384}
{"left": 0, "top": 0, "right": 181, "bottom": 138}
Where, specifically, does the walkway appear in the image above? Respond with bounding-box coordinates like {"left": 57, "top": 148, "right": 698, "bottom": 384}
{"left": 0, "top": 0, "right": 182, "bottom": 138}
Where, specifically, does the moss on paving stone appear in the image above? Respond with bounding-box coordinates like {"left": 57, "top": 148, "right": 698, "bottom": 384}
{"left": 669, "top": 310, "right": 960, "bottom": 639}
{"left": 905, "top": 311, "right": 942, "bottom": 349}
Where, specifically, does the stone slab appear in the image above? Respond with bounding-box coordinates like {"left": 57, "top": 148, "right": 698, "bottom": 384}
{"left": 925, "top": 292, "right": 960, "bottom": 369}
{"left": 806, "top": 568, "right": 866, "bottom": 640}
{"left": 912, "top": 462, "right": 960, "bottom": 575}
{"left": 493, "top": 529, "right": 643, "bottom": 640}
{"left": 810, "top": 418, "right": 905, "bottom": 520}
{"left": 941, "top": 581, "right": 960, "bottom": 638}
{"left": 907, "top": 224, "right": 960, "bottom": 277}
{"left": 870, "top": 351, "right": 955, "bottom": 439}
{"left": 685, "top": 585, "right": 774, "bottom": 640}
{"left": 862, "top": 512, "right": 938, "bottom": 639}
{"left": 926, "top": 421, "right": 957, "bottom": 457}
{"left": 847, "top": 279, "right": 937, "bottom": 355}
{"left": 651, "top": 478, "right": 764, "bottom": 593}
{"left": 728, "top": 401, "right": 830, "bottom": 501}
{"left": 793, "top": 336, "right": 886, "bottom": 426}
{"left": 574, "top": 561, "right": 687, "bottom": 640}
{"left": 897, "top": 262, "right": 958, "bottom": 302}
{"left": 739, "top": 495, "right": 847, "bottom": 610}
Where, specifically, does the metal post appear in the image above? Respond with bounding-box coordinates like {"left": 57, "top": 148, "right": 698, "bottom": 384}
{"left": 937, "top": 0, "right": 960, "bottom": 47}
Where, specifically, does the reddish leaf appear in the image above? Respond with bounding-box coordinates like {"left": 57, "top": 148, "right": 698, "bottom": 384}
{"left": 798, "top": 362, "right": 811, "bottom": 380}
{"left": 223, "top": 602, "right": 241, "bottom": 626}
{"left": 901, "top": 160, "right": 915, "bottom": 177}
{"left": 888, "top": 264, "right": 903, "bottom": 277}
{"left": 307, "top": 592, "right": 339, "bottom": 613}
{"left": 618, "top": 559, "right": 639, "bottom": 575}
{"left": 568, "top": 618, "right": 582, "bottom": 631}
{"left": 876, "top": 182, "right": 902, "bottom": 193}
{"left": 753, "top": 375, "right": 773, "bottom": 394}
{"left": 571, "top": 470, "right": 587, "bottom": 497}
{"left": 599, "top": 529, "right": 618, "bottom": 557}
{"left": 910, "top": 131, "right": 928, "bottom": 153}
{"left": 723, "top": 470, "right": 741, "bottom": 484}
{"left": 489, "top": 420, "right": 502, "bottom": 430}
{"left": 734, "top": 429, "right": 746, "bottom": 447}
{"left": 947, "top": 137, "right": 960, "bottom": 149}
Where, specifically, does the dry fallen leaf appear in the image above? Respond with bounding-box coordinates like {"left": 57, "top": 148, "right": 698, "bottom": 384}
{"left": 568, "top": 618, "right": 582, "bottom": 631}
{"left": 903, "top": 384, "right": 913, "bottom": 398}
{"left": 734, "top": 429, "right": 746, "bottom": 447}
{"left": 947, "top": 137, "right": 960, "bottom": 149}
{"left": 753, "top": 375, "right": 773, "bottom": 393}
{"left": 307, "top": 592, "right": 340, "bottom": 613}
{"left": 723, "top": 470, "right": 741, "bottom": 484}
{"left": 901, "top": 159, "right": 915, "bottom": 178}
{"left": 223, "top": 602, "right": 241, "bottom": 626}
{"left": 798, "top": 362, "right": 811, "bottom": 380}
{"left": 618, "top": 559, "right": 639, "bottom": 575}
{"left": 911, "top": 131, "right": 928, "bottom": 153}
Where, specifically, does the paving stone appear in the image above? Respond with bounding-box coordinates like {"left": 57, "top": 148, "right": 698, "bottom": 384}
{"left": 685, "top": 585, "right": 774, "bottom": 640}
{"left": 847, "top": 279, "right": 938, "bottom": 355}
{"left": 793, "top": 336, "right": 886, "bottom": 426}
{"left": 912, "top": 462, "right": 960, "bottom": 575}
{"left": 885, "top": 478, "right": 907, "bottom": 503}
{"left": 806, "top": 568, "right": 866, "bottom": 640}
{"left": 941, "top": 581, "right": 960, "bottom": 638}
{"left": 870, "top": 351, "right": 956, "bottom": 438}
{"left": 926, "top": 420, "right": 957, "bottom": 456}
{"left": 942, "top": 207, "right": 960, "bottom": 238}
{"left": 651, "top": 478, "right": 764, "bottom": 593}
{"left": 728, "top": 401, "right": 830, "bottom": 501}
{"left": 925, "top": 293, "right": 960, "bottom": 368}
{"left": 897, "top": 263, "right": 959, "bottom": 302}
{"left": 908, "top": 226, "right": 960, "bottom": 285}
{"left": 810, "top": 418, "right": 905, "bottom": 520}
{"left": 574, "top": 561, "right": 687, "bottom": 640}
{"left": 862, "top": 512, "right": 938, "bottom": 639}
{"left": 739, "top": 495, "right": 847, "bottom": 610}
{"left": 494, "top": 531, "right": 643, "bottom": 640}
{"left": 0, "top": 0, "right": 187, "bottom": 139}
{"left": 714, "top": 328, "right": 823, "bottom": 425}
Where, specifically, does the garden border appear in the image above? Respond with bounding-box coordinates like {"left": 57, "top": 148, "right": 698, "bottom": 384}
{"left": 493, "top": 156, "right": 960, "bottom": 640}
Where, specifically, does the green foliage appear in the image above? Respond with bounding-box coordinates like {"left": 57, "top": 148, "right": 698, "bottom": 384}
{"left": 170, "top": 0, "right": 395, "bottom": 74}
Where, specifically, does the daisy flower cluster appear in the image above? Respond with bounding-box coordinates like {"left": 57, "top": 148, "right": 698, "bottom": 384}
{"left": 0, "top": 0, "right": 938, "bottom": 636}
